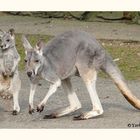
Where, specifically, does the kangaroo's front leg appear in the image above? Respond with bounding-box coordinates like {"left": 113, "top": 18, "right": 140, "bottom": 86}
{"left": 11, "top": 72, "right": 21, "bottom": 115}
{"left": 44, "top": 78, "right": 81, "bottom": 119}
{"left": 29, "top": 83, "right": 37, "bottom": 114}
{"left": 37, "top": 80, "right": 61, "bottom": 112}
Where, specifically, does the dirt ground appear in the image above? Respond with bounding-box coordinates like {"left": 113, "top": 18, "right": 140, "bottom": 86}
{"left": 0, "top": 15, "right": 140, "bottom": 128}
{"left": 0, "top": 73, "right": 140, "bottom": 128}
{"left": 0, "top": 15, "right": 140, "bottom": 41}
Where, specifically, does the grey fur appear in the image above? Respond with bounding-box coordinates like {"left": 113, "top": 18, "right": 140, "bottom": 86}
{"left": 22, "top": 30, "right": 140, "bottom": 119}
{"left": 0, "top": 29, "right": 21, "bottom": 115}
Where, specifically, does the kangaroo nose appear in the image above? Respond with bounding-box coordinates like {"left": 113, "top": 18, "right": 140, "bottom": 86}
{"left": 1, "top": 44, "right": 6, "bottom": 49}
{"left": 27, "top": 71, "right": 32, "bottom": 77}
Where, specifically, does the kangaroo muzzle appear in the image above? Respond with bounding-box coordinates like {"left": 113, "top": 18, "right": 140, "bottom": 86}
{"left": 0, "top": 44, "right": 5, "bottom": 49}
{"left": 27, "top": 71, "right": 33, "bottom": 77}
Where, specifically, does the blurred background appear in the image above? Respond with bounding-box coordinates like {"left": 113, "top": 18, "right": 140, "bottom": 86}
{"left": 1, "top": 11, "right": 140, "bottom": 24}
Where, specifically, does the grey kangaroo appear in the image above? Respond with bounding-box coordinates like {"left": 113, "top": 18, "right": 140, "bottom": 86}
{"left": 0, "top": 29, "right": 21, "bottom": 115}
{"left": 22, "top": 30, "right": 140, "bottom": 120}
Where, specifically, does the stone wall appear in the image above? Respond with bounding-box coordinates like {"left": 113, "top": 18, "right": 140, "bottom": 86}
{"left": 6, "top": 12, "right": 140, "bottom": 24}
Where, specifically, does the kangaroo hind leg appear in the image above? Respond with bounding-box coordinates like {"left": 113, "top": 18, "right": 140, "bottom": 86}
{"left": 74, "top": 66, "right": 103, "bottom": 120}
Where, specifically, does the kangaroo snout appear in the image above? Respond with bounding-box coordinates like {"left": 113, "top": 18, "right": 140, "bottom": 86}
{"left": 27, "top": 71, "right": 32, "bottom": 77}
{"left": 0, "top": 44, "right": 6, "bottom": 48}
{"left": 0, "top": 45, "right": 4, "bottom": 49}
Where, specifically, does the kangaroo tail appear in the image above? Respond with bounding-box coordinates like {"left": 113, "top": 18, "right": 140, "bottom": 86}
{"left": 101, "top": 54, "right": 140, "bottom": 110}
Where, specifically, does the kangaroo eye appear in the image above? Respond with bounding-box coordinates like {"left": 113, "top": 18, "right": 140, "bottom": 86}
{"left": 24, "top": 59, "right": 27, "bottom": 63}
{"left": 35, "top": 60, "right": 39, "bottom": 63}
{"left": 6, "top": 39, "right": 10, "bottom": 42}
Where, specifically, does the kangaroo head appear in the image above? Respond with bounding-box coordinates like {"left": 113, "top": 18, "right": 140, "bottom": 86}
{"left": 22, "top": 35, "right": 45, "bottom": 79}
{"left": 0, "top": 29, "right": 15, "bottom": 50}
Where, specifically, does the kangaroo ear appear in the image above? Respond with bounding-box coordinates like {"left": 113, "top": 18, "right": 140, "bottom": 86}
{"left": 0, "top": 29, "right": 5, "bottom": 38}
{"left": 35, "top": 40, "right": 45, "bottom": 55}
{"left": 9, "top": 28, "right": 15, "bottom": 35}
{"left": 8, "top": 28, "right": 15, "bottom": 39}
{"left": 21, "top": 35, "right": 33, "bottom": 53}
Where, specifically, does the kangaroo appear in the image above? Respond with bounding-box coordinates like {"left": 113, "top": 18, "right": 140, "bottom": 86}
{"left": 22, "top": 30, "right": 140, "bottom": 120}
{"left": 0, "top": 29, "right": 21, "bottom": 115}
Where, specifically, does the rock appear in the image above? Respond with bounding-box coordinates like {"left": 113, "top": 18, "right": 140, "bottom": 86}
{"left": 137, "top": 53, "right": 140, "bottom": 57}
{"left": 69, "top": 12, "right": 86, "bottom": 20}
{"left": 18, "top": 12, "right": 33, "bottom": 16}
{"left": 102, "top": 42, "right": 105, "bottom": 46}
{"left": 32, "top": 12, "right": 67, "bottom": 18}
{"left": 97, "top": 12, "right": 124, "bottom": 20}
{"left": 7, "top": 12, "right": 32, "bottom": 16}
{"left": 7, "top": 12, "right": 20, "bottom": 15}
{"left": 83, "top": 12, "right": 98, "bottom": 22}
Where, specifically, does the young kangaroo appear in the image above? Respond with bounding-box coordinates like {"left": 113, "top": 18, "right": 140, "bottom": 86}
{"left": 22, "top": 30, "right": 140, "bottom": 120}
{"left": 0, "top": 29, "right": 21, "bottom": 115}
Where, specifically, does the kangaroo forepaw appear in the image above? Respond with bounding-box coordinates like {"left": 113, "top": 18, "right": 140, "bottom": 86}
{"left": 29, "top": 108, "right": 35, "bottom": 114}
{"left": 0, "top": 93, "right": 13, "bottom": 100}
{"left": 36, "top": 105, "right": 44, "bottom": 113}
{"left": 29, "top": 105, "right": 35, "bottom": 114}
{"left": 12, "top": 110, "right": 18, "bottom": 115}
